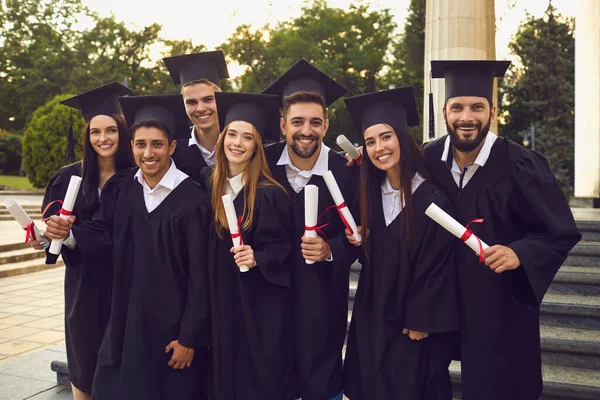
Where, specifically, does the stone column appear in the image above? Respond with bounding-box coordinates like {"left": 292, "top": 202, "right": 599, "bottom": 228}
{"left": 423, "top": 0, "right": 497, "bottom": 142}
{"left": 574, "top": 0, "right": 600, "bottom": 205}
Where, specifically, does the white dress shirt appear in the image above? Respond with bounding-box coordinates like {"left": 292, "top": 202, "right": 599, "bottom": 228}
{"left": 134, "top": 159, "right": 188, "bottom": 213}
{"left": 277, "top": 144, "right": 330, "bottom": 193}
{"left": 381, "top": 172, "right": 426, "bottom": 226}
{"left": 225, "top": 173, "right": 245, "bottom": 201}
{"left": 440, "top": 132, "right": 498, "bottom": 189}
{"left": 189, "top": 126, "right": 216, "bottom": 166}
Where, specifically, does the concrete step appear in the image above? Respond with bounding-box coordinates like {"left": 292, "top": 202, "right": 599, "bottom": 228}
{"left": 548, "top": 266, "right": 600, "bottom": 296}
{"left": 541, "top": 293, "right": 600, "bottom": 330}
{"left": 566, "top": 242, "right": 600, "bottom": 267}
{"left": 0, "top": 241, "right": 30, "bottom": 253}
{"left": 0, "top": 246, "right": 45, "bottom": 265}
{"left": 0, "top": 256, "right": 63, "bottom": 278}
{"left": 0, "top": 214, "right": 43, "bottom": 221}
{"left": 540, "top": 325, "right": 600, "bottom": 370}
{"left": 449, "top": 362, "right": 600, "bottom": 399}
{"left": 577, "top": 221, "right": 600, "bottom": 242}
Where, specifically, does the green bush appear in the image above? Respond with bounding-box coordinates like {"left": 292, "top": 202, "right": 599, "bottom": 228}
{"left": 0, "top": 130, "right": 23, "bottom": 175}
{"left": 22, "top": 94, "right": 86, "bottom": 188}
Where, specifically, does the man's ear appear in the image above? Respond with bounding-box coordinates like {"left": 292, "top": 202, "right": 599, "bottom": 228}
{"left": 280, "top": 117, "right": 286, "bottom": 136}
{"left": 442, "top": 107, "right": 448, "bottom": 123}
{"left": 169, "top": 139, "right": 177, "bottom": 156}
{"left": 490, "top": 105, "right": 497, "bottom": 122}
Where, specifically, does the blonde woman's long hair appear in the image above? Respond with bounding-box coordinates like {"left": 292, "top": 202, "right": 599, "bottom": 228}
{"left": 211, "top": 122, "right": 287, "bottom": 238}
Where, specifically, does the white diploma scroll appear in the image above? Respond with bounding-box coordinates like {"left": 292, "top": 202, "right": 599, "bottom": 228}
{"left": 322, "top": 170, "right": 361, "bottom": 243}
{"left": 3, "top": 197, "right": 49, "bottom": 248}
{"left": 425, "top": 202, "right": 489, "bottom": 257}
{"left": 336, "top": 135, "right": 361, "bottom": 165}
{"left": 222, "top": 194, "right": 249, "bottom": 272}
{"left": 49, "top": 175, "right": 82, "bottom": 255}
{"left": 304, "top": 185, "right": 319, "bottom": 265}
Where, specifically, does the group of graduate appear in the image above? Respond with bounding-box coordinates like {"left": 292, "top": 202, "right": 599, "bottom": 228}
{"left": 32, "top": 50, "right": 582, "bottom": 400}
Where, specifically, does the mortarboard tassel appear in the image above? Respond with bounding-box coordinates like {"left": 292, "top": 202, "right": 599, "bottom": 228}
{"left": 428, "top": 71, "right": 435, "bottom": 140}
{"left": 65, "top": 109, "right": 76, "bottom": 163}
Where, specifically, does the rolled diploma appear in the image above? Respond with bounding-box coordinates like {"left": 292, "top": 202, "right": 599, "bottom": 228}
{"left": 3, "top": 197, "right": 49, "bottom": 247}
{"left": 336, "top": 135, "right": 360, "bottom": 161}
{"left": 425, "top": 203, "right": 489, "bottom": 257}
{"left": 49, "top": 175, "right": 82, "bottom": 255}
{"left": 304, "top": 185, "right": 319, "bottom": 265}
{"left": 322, "top": 170, "right": 361, "bottom": 242}
{"left": 222, "top": 194, "right": 249, "bottom": 272}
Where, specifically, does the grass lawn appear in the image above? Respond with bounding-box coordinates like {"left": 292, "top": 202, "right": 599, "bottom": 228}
{"left": 0, "top": 175, "right": 35, "bottom": 190}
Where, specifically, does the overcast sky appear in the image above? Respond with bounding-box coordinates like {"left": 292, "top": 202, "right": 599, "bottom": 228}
{"left": 80, "top": 0, "right": 576, "bottom": 77}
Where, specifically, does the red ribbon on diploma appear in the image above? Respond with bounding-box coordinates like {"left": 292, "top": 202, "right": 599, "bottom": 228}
{"left": 460, "top": 219, "right": 485, "bottom": 263}
{"left": 354, "top": 153, "right": 363, "bottom": 167}
{"left": 304, "top": 200, "right": 353, "bottom": 247}
{"left": 41, "top": 200, "right": 65, "bottom": 222}
{"left": 24, "top": 222, "right": 36, "bottom": 243}
{"left": 231, "top": 215, "right": 244, "bottom": 246}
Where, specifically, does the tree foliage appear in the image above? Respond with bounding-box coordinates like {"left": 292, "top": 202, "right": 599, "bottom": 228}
{"left": 22, "top": 94, "right": 86, "bottom": 188}
{"left": 0, "top": 129, "right": 22, "bottom": 175}
{"left": 500, "top": 4, "right": 575, "bottom": 191}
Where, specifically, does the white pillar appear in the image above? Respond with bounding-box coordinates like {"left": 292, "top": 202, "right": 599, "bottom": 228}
{"left": 574, "top": 0, "right": 600, "bottom": 201}
{"left": 423, "top": 0, "right": 497, "bottom": 142}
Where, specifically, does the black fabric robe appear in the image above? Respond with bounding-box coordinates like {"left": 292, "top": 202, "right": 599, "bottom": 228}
{"left": 41, "top": 161, "right": 114, "bottom": 394}
{"left": 343, "top": 180, "right": 460, "bottom": 400}
{"left": 172, "top": 136, "right": 208, "bottom": 184}
{"left": 423, "top": 135, "right": 581, "bottom": 400}
{"left": 72, "top": 168, "right": 211, "bottom": 400}
{"left": 203, "top": 170, "right": 295, "bottom": 400}
{"left": 264, "top": 141, "right": 361, "bottom": 400}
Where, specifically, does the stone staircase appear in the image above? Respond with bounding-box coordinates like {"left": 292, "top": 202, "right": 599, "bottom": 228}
{"left": 0, "top": 204, "right": 43, "bottom": 222}
{"left": 347, "top": 217, "right": 600, "bottom": 399}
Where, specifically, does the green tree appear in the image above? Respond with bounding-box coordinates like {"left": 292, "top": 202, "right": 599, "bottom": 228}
{"left": 386, "top": 0, "right": 426, "bottom": 143}
{"left": 500, "top": 4, "right": 575, "bottom": 191}
{"left": 22, "top": 94, "right": 85, "bottom": 188}
{"left": 221, "top": 0, "right": 397, "bottom": 145}
{"left": 0, "top": 129, "right": 22, "bottom": 175}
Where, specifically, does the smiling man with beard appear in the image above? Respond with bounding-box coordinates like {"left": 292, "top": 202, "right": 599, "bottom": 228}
{"left": 422, "top": 60, "right": 581, "bottom": 400}
{"left": 262, "top": 59, "right": 361, "bottom": 400}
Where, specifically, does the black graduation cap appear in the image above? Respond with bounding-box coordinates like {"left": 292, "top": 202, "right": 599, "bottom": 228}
{"left": 163, "top": 50, "right": 229, "bottom": 87}
{"left": 344, "top": 86, "right": 419, "bottom": 138}
{"left": 119, "top": 94, "right": 191, "bottom": 140}
{"left": 215, "top": 92, "right": 281, "bottom": 144}
{"left": 431, "top": 60, "right": 511, "bottom": 102}
{"left": 60, "top": 82, "right": 133, "bottom": 122}
{"left": 261, "top": 59, "right": 347, "bottom": 107}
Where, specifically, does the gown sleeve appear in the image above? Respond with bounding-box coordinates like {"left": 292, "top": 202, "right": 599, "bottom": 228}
{"left": 507, "top": 151, "right": 582, "bottom": 308}
{"left": 251, "top": 186, "right": 293, "bottom": 288}
{"left": 178, "top": 199, "right": 212, "bottom": 348}
{"left": 403, "top": 193, "right": 460, "bottom": 334}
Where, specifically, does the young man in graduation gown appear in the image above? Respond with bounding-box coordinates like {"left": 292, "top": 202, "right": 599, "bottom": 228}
{"left": 44, "top": 94, "right": 211, "bottom": 400}
{"left": 422, "top": 60, "right": 582, "bottom": 400}
{"left": 262, "top": 59, "right": 361, "bottom": 400}
{"left": 163, "top": 50, "right": 229, "bottom": 182}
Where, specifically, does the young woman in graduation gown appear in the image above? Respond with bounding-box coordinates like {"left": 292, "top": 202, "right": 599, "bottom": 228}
{"left": 34, "top": 83, "right": 134, "bottom": 400}
{"left": 342, "top": 87, "right": 460, "bottom": 400}
{"left": 202, "top": 92, "right": 296, "bottom": 400}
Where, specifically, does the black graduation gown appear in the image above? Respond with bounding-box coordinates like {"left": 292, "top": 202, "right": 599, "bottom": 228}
{"left": 343, "top": 181, "right": 460, "bottom": 400}
{"left": 204, "top": 173, "right": 295, "bottom": 400}
{"left": 72, "top": 169, "right": 211, "bottom": 400}
{"left": 423, "top": 136, "right": 581, "bottom": 400}
{"left": 264, "top": 141, "right": 361, "bottom": 400}
{"left": 41, "top": 161, "right": 113, "bottom": 394}
{"left": 172, "top": 135, "right": 209, "bottom": 184}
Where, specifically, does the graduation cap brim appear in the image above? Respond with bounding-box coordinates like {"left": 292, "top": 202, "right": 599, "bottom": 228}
{"left": 119, "top": 94, "right": 191, "bottom": 140}
{"left": 60, "top": 82, "right": 134, "bottom": 122}
{"left": 344, "top": 86, "right": 419, "bottom": 138}
{"left": 163, "top": 50, "right": 229, "bottom": 87}
{"left": 431, "top": 60, "right": 511, "bottom": 101}
{"left": 215, "top": 92, "right": 281, "bottom": 144}
{"left": 261, "top": 59, "right": 347, "bottom": 107}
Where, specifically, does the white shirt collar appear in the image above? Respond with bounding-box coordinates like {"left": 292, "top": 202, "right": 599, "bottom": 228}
{"left": 381, "top": 172, "right": 426, "bottom": 195}
{"left": 189, "top": 126, "right": 216, "bottom": 154}
{"left": 276, "top": 143, "right": 330, "bottom": 177}
{"left": 227, "top": 173, "right": 245, "bottom": 197}
{"left": 134, "top": 158, "right": 179, "bottom": 191}
{"left": 441, "top": 131, "right": 498, "bottom": 168}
